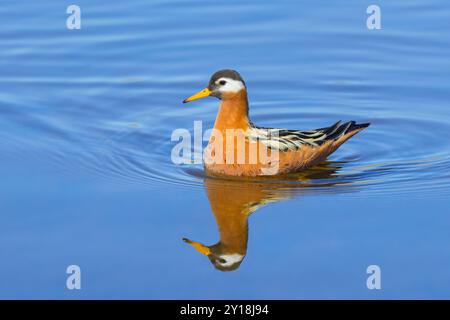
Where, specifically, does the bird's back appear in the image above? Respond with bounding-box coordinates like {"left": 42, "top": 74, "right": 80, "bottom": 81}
{"left": 247, "top": 120, "right": 370, "bottom": 151}
{"left": 252, "top": 121, "right": 370, "bottom": 175}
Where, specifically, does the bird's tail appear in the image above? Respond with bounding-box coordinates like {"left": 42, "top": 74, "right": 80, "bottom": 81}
{"left": 348, "top": 121, "right": 370, "bottom": 132}
{"left": 323, "top": 121, "right": 370, "bottom": 141}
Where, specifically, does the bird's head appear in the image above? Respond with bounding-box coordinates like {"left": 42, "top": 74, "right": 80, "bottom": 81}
{"left": 182, "top": 237, "right": 245, "bottom": 272}
{"left": 183, "top": 69, "right": 246, "bottom": 103}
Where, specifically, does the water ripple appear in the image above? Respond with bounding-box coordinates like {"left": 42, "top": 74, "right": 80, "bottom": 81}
{"left": 26, "top": 104, "right": 448, "bottom": 199}
{"left": 1, "top": 0, "right": 449, "bottom": 200}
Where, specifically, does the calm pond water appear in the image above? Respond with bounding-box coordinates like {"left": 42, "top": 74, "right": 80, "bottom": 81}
{"left": 0, "top": 0, "right": 449, "bottom": 299}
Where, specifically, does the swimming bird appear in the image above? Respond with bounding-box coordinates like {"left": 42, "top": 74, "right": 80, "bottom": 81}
{"left": 183, "top": 69, "right": 369, "bottom": 176}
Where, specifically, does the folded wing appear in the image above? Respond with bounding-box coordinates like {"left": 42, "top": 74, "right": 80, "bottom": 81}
{"left": 247, "top": 121, "right": 370, "bottom": 151}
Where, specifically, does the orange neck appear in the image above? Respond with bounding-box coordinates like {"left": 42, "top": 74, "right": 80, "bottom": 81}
{"left": 213, "top": 90, "right": 250, "bottom": 132}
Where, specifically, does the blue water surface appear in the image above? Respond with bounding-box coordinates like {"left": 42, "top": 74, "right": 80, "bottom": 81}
{"left": 0, "top": 0, "right": 449, "bottom": 299}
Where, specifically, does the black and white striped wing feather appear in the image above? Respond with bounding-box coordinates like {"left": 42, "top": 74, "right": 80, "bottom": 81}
{"left": 247, "top": 121, "right": 363, "bottom": 152}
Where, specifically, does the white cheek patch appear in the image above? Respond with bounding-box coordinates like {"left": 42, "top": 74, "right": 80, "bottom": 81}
{"left": 217, "top": 254, "right": 244, "bottom": 267}
{"left": 216, "top": 77, "right": 245, "bottom": 93}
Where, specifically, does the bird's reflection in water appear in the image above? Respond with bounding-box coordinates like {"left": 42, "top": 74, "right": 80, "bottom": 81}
{"left": 183, "top": 161, "right": 355, "bottom": 271}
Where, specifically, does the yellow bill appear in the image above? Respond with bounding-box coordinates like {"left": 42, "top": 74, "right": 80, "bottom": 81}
{"left": 182, "top": 238, "right": 211, "bottom": 256}
{"left": 183, "top": 88, "right": 211, "bottom": 103}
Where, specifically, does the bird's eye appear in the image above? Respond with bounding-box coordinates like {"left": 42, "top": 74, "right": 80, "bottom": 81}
{"left": 219, "top": 80, "right": 226, "bottom": 85}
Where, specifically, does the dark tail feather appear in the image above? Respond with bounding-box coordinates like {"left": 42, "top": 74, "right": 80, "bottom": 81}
{"left": 325, "top": 121, "right": 370, "bottom": 141}
{"left": 348, "top": 121, "right": 370, "bottom": 132}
